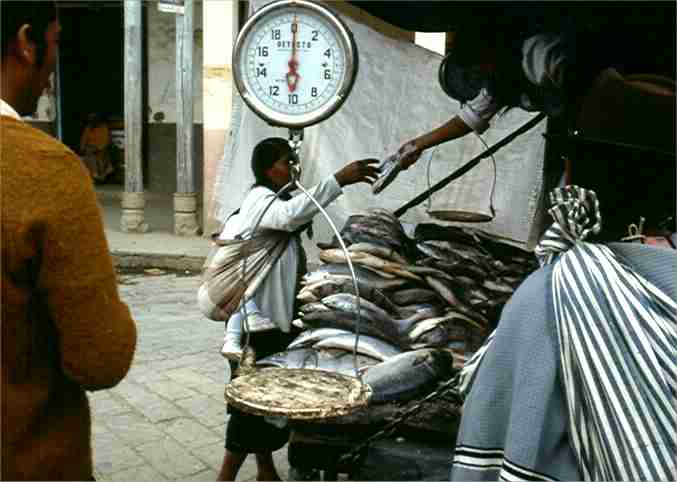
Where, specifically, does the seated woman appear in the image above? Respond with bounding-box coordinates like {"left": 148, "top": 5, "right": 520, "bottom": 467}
{"left": 450, "top": 186, "right": 677, "bottom": 481}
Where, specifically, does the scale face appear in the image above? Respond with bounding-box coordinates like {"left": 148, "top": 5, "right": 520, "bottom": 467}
{"left": 233, "top": 0, "right": 358, "bottom": 128}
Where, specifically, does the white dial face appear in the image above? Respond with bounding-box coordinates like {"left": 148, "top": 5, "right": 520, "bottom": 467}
{"left": 239, "top": 6, "right": 348, "bottom": 118}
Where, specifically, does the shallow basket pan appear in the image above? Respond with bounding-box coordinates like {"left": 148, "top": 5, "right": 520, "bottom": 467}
{"left": 224, "top": 368, "right": 372, "bottom": 420}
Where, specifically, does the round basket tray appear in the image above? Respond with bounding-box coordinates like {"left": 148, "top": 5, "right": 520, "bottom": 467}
{"left": 225, "top": 368, "right": 372, "bottom": 420}
{"left": 427, "top": 209, "right": 493, "bottom": 223}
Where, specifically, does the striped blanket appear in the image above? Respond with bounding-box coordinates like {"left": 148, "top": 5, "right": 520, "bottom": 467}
{"left": 197, "top": 230, "right": 290, "bottom": 322}
{"left": 454, "top": 186, "right": 677, "bottom": 480}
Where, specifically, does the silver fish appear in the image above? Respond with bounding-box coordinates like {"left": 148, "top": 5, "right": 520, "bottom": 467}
{"left": 312, "top": 333, "right": 403, "bottom": 362}
{"left": 299, "top": 302, "right": 332, "bottom": 315}
{"left": 298, "top": 277, "right": 401, "bottom": 315}
{"left": 362, "top": 348, "right": 456, "bottom": 404}
{"left": 396, "top": 303, "right": 446, "bottom": 321}
{"left": 257, "top": 347, "right": 380, "bottom": 376}
{"left": 320, "top": 294, "right": 418, "bottom": 337}
{"left": 303, "top": 264, "right": 408, "bottom": 290}
{"left": 301, "top": 310, "right": 404, "bottom": 347}
{"left": 288, "top": 328, "right": 355, "bottom": 350}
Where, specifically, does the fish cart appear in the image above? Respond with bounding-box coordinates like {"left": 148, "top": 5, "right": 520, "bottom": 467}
{"left": 252, "top": 208, "right": 540, "bottom": 480}
{"left": 287, "top": 388, "right": 462, "bottom": 480}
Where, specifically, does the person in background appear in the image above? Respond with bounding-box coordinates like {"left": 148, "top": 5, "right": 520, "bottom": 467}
{"left": 80, "top": 111, "right": 113, "bottom": 182}
{"left": 395, "top": 26, "right": 675, "bottom": 241}
{"left": 216, "top": 137, "right": 379, "bottom": 481}
{"left": 1, "top": 2, "right": 137, "bottom": 479}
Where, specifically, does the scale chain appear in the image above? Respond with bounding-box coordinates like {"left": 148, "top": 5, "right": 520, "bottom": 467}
{"left": 337, "top": 372, "right": 463, "bottom": 466}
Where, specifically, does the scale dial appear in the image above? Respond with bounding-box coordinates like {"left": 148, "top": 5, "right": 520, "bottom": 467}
{"left": 233, "top": 0, "right": 358, "bottom": 128}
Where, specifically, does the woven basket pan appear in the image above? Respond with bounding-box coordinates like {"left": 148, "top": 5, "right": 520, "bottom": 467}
{"left": 225, "top": 368, "right": 373, "bottom": 420}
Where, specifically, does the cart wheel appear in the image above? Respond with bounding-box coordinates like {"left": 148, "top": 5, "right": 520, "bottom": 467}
{"left": 288, "top": 466, "right": 320, "bottom": 481}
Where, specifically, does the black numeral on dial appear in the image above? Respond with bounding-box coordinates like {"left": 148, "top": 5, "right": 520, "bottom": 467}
{"left": 257, "top": 46, "right": 269, "bottom": 57}
{"left": 311, "top": 87, "right": 318, "bottom": 97}
{"left": 324, "top": 49, "right": 331, "bottom": 58}
{"left": 289, "top": 94, "right": 299, "bottom": 104}
{"left": 312, "top": 30, "right": 319, "bottom": 41}
{"left": 256, "top": 67, "right": 267, "bottom": 78}
{"left": 324, "top": 70, "right": 332, "bottom": 80}
{"left": 269, "top": 86, "right": 279, "bottom": 96}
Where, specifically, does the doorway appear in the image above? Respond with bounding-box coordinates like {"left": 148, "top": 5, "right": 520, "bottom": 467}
{"left": 57, "top": 1, "right": 125, "bottom": 185}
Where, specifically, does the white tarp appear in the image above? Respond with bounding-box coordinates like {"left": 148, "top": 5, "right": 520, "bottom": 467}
{"left": 214, "top": 0, "right": 549, "bottom": 258}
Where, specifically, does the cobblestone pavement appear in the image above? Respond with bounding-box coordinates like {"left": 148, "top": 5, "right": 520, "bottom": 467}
{"left": 90, "top": 272, "right": 290, "bottom": 481}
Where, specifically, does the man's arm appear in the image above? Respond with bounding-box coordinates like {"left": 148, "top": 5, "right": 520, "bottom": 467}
{"left": 38, "top": 154, "right": 136, "bottom": 390}
{"left": 399, "top": 116, "right": 473, "bottom": 169}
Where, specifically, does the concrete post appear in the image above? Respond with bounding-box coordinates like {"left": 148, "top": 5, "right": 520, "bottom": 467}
{"left": 121, "top": 0, "right": 149, "bottom": 233}
{"left": 174, "top": 0, "right": 199, "bottom": 236}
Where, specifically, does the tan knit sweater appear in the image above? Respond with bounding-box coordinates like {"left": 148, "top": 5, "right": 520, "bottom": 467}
{"left": 1, "top": 116, "right": 137, "bottom": 480}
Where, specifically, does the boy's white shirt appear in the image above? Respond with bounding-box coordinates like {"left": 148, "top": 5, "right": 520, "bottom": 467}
{"left": 220, "top": 175, "right": 343, "bottom": 333}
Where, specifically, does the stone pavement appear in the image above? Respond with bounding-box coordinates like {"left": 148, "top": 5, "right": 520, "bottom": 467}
{"left": 90, "top": 271, "right": 291, "bottom": 481}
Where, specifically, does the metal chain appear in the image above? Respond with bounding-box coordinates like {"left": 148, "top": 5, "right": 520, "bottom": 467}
{"left": 337, "top": 372, "right": 463, "bottom": 466}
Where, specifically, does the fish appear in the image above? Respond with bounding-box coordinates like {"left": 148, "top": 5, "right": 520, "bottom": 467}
{"left": 362, "top": 348, "right": 457, "bottom": 404}
{"left": 348, "top": 242, "right": 409, "bottom": 265}
{"left": 395, "top": 303, "right": 446, "bottom": 321}
{"left": 414, "top": 223, "right": 479, "bottom": 246}
{"left": 417, "top": 257, "right": 489, "bottom": 281}
{"left": 288, "top": 328, "right": 355, "bottom": 350}
{"left": 425, "top": 276, "right": 460, "bottom": 306}
{"left": 298, "top": 277, "right": 401, "bottom": 315}
{"left": 320, "top": 293, "right": 423, "bottom": 334}
{"left": 391, "top": 288, "right": 441, "bottom": 306}
{"left": 298, "top": 302, "right": 332, "bottom": 315}
{"left": 302, "top": 264, "right": 409, "bottom": 290}
{"left": 256, "top": 347, "right": 380, "bottom": 376}
{"left": 482, "top": 279, "right": 514, "bottom": 295}
{"left": 319, "top": 249, "right": 423, "bottom": 282}
{"left": 312, "top": 333, "right": 403, "bottom": 362}
{"left": 301, "top": 310, "right": 405, "bottom": 347}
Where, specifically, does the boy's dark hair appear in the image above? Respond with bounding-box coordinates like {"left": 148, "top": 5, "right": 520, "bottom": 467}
{"left": 250, "top": 137, "right": 293, "bottom": 191}
{"left": 1, "top": 1, "right": 58, "bottom": 67}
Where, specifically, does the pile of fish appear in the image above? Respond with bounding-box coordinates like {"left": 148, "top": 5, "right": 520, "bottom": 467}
{"left": 257, "top": 209, "right": 538, "bottom": 405}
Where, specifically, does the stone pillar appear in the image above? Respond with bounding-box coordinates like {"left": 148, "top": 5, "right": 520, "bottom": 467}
{"left": 121, "top": 0, "right": 149, "bottom": 233}
{"left": 174, "top": 0, "right": 199, "bottom": 236}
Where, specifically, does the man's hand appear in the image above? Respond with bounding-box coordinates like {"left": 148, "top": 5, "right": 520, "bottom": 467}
{"left": 334, "top": 158, "right": 380, "bottom": 187}
{"left": 398, "top": 140, "right": 423, "bottom": 170}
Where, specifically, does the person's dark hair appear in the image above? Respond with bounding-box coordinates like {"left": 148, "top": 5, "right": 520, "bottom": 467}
{"left": 1, "top": 1, "right": 58, "bottom": 67}
{"left": 250, "top": 137, "right": 293, "bottom": 191}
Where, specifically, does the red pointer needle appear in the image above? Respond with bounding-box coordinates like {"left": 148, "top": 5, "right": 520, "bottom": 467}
{"left": 286, "top": 16, "right": 300, "bottom": 92}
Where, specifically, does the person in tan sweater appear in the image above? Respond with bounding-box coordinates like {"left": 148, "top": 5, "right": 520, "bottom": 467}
{"left": 1, "top": 2, "right": 137, "bottom": 479}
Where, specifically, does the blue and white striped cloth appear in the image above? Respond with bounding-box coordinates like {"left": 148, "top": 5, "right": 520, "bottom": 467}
{"left": 458, "top": 186, "right": 677, "bottom": 480}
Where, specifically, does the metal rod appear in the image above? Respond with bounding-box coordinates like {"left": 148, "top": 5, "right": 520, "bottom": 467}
{"left": 394, "top": 112, "right": 546, "bottom": 218}
{"left": 293, "top": 178, "right": 364, "bottom": 382}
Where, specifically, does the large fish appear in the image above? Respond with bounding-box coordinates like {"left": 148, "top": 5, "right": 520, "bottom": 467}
{"left": 302, "top": 264, "right": 409, "bottom": 291}
{"left": 391, "top": 288, "right": 441, "bottom": 306}
{"left": 348, "top": 242, "right": 409, "bottom": 265}
{"left": 362, "top": 348, "right": 456, "bottom": 404}
{"left": 312, "top": 333, "right": 403, "bottom": 362}
{"left": 256, "top": 347, "right": 379, "bottom": 376}
{"left": 417, "top": 257, "right": 489, "bottom": 282}
{"left": 320, "top": 293, "right": 420, "bottom": 335}
{"left": 301, "top": 309, "right": 405, "bottom": 347}
{"left": 298, "top": 277, "right": 401, "bottom": 315}
{"left": 288, "top": 328, "right": 355, "bottom": 350}
{"left": 395, "top": 303, "right": 446, "bottom": 321}
{"left": 319, "top": 249, "right": 423, "bottom": 282}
